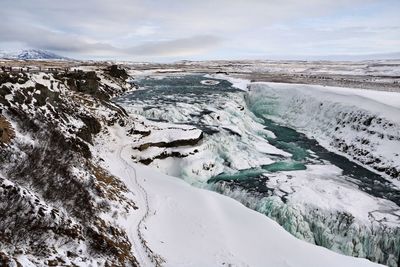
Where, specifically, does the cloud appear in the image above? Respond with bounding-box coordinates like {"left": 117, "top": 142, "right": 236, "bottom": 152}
{"left": 131, "top": 26, "right": 158, "bottom": 37}
{"left": 0, "top": 21, "right": 115, "bottom": 54}
{"left": 0, "top": 0, "right": 399, "bottom": 59}
{"left": 0, "top": 18, "right": 222, "bottom": 58}
{"left": 125, "top": 35, "right": 223, "bottom": 57}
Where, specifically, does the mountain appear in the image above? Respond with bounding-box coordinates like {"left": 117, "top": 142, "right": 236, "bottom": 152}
{"left": 0, "top": 49, "right": 68, "bottom": 60}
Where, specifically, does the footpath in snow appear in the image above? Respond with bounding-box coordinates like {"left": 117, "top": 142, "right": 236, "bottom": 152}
{"left": 94, "top": 124, "right": 382, "bottom": 267}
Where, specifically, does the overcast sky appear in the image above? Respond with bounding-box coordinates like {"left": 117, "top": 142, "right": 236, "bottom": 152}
{"left": 1, "top": 0, "right": 399, "bottom": 61}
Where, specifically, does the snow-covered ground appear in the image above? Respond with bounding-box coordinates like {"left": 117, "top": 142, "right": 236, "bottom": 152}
{"left": 185, "top": 60, "right": 400, "bottom": 77}
{"left": 93, "top": 123, "right": 383, "bottom": 267}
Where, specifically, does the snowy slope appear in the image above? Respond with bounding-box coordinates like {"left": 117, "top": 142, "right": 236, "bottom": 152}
{"left": 94, "top": 123, "right": 382, "bottom": 267}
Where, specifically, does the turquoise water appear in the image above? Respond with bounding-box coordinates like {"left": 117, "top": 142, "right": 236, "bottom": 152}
{"left": 208, "top": 161, "right": 306, "bottom": 184}
{"left": 262, "top": 161, "right": 307, "bottom": 172}
{"left": 117, "top": 74, "right": 400, "bottom": 206}
{"left": 214, "top": 113, "right": 400, "bottom": 206}
{"left": 117, "top": 74, "right": 400, "bottom": 266}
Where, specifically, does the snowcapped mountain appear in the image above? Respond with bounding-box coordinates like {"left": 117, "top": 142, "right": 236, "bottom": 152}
{"left": 0, "top": 49, "right": 68, "bottom": 60}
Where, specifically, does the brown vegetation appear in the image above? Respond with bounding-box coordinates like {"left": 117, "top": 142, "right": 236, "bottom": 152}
{"left": 0, "top": 115, "right": 15, "bottom": 145}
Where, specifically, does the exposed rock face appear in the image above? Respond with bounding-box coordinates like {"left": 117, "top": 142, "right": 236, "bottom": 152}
{"left": 0, "top": 69, "right": 138, "bottom": 266}
{"left": 138, "top": 150, "right": 198, "bottom": 165}
{"left": 56, "top": 71, "right": 102, "bottom": 96}
{"left": 107, "top": 65, "right": 129, "bottom": 80}
{"left": 136, "top": 132, "right": 203, "bottom": 151}
{"left": 0, "top": 72, "right": 29, "bottom": 85}
{"left": 330, "top": 111, "right": 400, "bottom": 179}
{"left": 33, "top": 83, "right": 60, "bottom": 106}
{"left": 127, "top": 121, "right": 204, "bottom": 165}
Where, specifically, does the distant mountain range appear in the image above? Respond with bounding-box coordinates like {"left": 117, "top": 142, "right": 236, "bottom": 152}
{"left": 0, "top": 49, "right": 69, "bottom": 60}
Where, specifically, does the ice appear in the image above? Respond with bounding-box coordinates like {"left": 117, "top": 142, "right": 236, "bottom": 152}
{"left": 247, "top": 82, "right": 400, "bottom": 184}
{"left": 93, "top": 123, "right": 382, "bottom": 267}
{"left": 106, "top": 74, "right": 400, "bottom": 265}
{"left": 116, "top": 76, "right": 286, "bottom": 181}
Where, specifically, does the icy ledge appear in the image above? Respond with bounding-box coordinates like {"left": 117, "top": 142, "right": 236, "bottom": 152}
{"left": 93, "top": 124, "right": 382, "bottom": 267}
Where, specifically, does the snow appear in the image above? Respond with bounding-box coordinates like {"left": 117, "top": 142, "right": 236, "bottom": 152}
{"left": 94, "top": 123, "right": 382, "bottom": 267}
{"left": 3, "top": 65, "right": 392, "bottom": 266}
{"left": 134, "top": 126, "right": 201, "bottom": 147}
{"left": 272, "top": 164, "right": 400, "bottom": 226}
{"left": 116, "top": 74, "right": 400, "bottom": 265}
{"left": 189, "top": 60, "right": 400, "bottom": 78}
{"left": 116, "top": 78, "right": 286, "bottom": 181}
{"left": 255, "top": 82, "right": 400, "bottom": 121}
{"left": 206, "top": 73, "right": 251, "bottom": 91}
{"left": 200, "top": 79, "right": 220, "bottom": 85}
{"left": 0, "top": 49, "right": 67, "bottom": 60}
{"left": 248, "top": 82, "right": 400, "bottom": 184}
{"left": 16, "top": 256, "right": 37, "bottom": 267}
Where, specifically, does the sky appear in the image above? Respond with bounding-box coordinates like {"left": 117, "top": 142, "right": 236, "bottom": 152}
{"left": 1, "top": 0, "right": 399, "bottom": 61}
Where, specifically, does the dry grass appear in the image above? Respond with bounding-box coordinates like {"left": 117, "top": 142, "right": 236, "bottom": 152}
{"left": 0, "top": 115, "right": 15, "bottom": 145}
{"left": 91, "top": 163, "right": 137, "bottom": 211}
